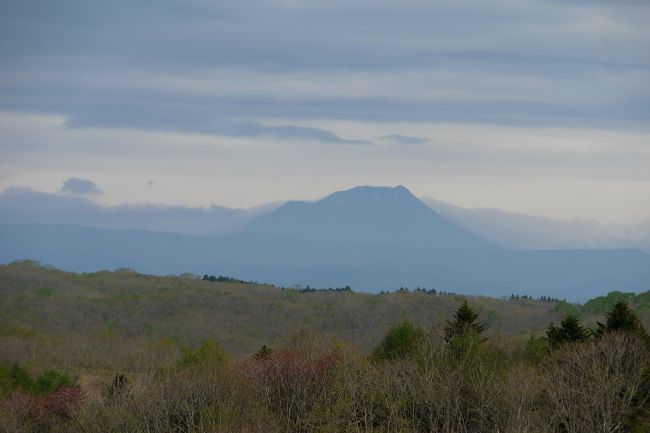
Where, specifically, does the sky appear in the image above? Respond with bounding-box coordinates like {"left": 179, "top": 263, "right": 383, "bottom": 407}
{"left": 0, "top": 0, "right": 649, "bottom": 223}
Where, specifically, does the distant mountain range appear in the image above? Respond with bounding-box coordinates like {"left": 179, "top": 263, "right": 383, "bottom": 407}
{"left": 1, "top": 185, "right": 649, "bottom": 300}
{"left": 2, "top": 184, "right": 647, "bottom": 251}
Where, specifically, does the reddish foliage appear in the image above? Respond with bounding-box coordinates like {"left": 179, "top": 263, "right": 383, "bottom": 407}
{"left": 245, "top": 348, "right": 341, "bottom": 386}
{"left": 244, "top": 348, "right": 341, "bottom": 424}
{"left": 7, "top": 387, "right": 84, "bottom": 420}
{"left": 32, "top": 387, "right": 84, "bottom": 418}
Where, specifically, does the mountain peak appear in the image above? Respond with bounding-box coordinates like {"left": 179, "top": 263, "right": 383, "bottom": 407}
{"left": 245, "top": 185, "right": 493, "bottom": 249}
{"left": 322, "top": 185, "right": 417, "bottom": 206}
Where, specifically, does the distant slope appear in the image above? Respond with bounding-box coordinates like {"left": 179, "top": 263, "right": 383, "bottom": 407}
{"left": 422, "top": 197, "right": 650, "bottom": 252}
{"left": 245, "top": 186, "right": 493, "bottom": 249}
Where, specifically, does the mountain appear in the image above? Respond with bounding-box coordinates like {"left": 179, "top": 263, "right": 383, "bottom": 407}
{"left": 245, "top": 186, "right": 492, "bottom": 249}
{"left": 4, "top": 185, "right": 648, "bottom": 252}
{"left": 1, "top": 185, "right": 649, "bottom": 301}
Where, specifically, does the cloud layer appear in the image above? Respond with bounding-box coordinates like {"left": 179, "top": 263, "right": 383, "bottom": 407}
{"left": 0, "top": 0, "right": 648, "bottom": 222}
{"left": 1, "top": 0, "right": 649, "bottom": 136}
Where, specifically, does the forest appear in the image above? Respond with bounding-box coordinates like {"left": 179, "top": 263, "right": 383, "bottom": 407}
{"left": 1, "top": 261, "right": 649, "bottom": 432}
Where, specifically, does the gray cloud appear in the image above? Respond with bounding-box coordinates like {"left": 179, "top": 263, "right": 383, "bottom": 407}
{"left": 0, "top": 0, "right": 648, "bottom": 223}
{"left": 380, "top": 134, "right": 431, "bottom": 145}
{"left": 0, "top": 0, "right": 648, "bottom": 135}
{"left": 60, "top": 178, "right": 103, "bottom": 195}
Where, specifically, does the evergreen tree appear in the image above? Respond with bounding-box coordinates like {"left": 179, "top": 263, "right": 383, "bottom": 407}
{"left": 253, "top": 345, "right": 273, "bottom": 360}
{"left": 546, "top": 315, "right": 590, "bottom": 349}
{"left": 444, "top": 299, "right": 486, "bottom": 342}
{"left": 595, "top": 301, "right": 647, "bottom": 337}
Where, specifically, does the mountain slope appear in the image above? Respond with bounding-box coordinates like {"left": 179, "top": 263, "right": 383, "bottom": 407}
{"left": 422, "top": 197, "right": 650, "bottom": 252}
{"left": 245, "top": 185, "right": 493, "bottom": 249}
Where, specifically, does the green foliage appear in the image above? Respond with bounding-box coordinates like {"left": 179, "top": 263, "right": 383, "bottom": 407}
{"left": 180, "top": 340, "right": 229, "bottom": 367}
{"left": 546, "top": 315, "right": 590, "bottom": 349}
{"left": 0, "top": 363, "right": 72, "bottom": 395}
{"left": 596, "top": 301, "right": 647, "bottom": 337}
{"left": 583, "top": 291, "right": 635, "bottom": 314}
{"left": 35, "top": 287, "right": 54, "bottom": 297}
{"left": 372, "top": 320, "right": 424, "bottom": 361}
{"left": 32, "top": 370, "right": 73, "bottom": 394}
{"left": 0, "top": 325, "right": 37, "bottom": 337}
{"left": 633, "top": 291, "right": 650, "bottom": 312}
{"left": 552, "top": 301, "right": 581, "bottom": 318}
{"left": 524, "top": 332, "right": 548, "bottom": 363}
{"left": 0, "top": 364, "right": 32, "bottom": 395}
{"left": 444, "top": 299, "right": 486, "bottom": 342}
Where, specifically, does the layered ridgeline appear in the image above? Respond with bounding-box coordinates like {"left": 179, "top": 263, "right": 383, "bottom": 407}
{"left": 1, "top": 186, "right": 649, "bottom": 301}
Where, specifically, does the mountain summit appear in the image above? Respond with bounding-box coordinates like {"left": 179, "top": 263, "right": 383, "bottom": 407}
{"left": 244, "top": 185, "right": 492, "bottom": 249}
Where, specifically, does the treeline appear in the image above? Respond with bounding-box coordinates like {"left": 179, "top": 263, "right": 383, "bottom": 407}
{"left": 2, "top": 300, "right": 649, "bottom": 433}
{"left": 294, "top": 285, "right": 353, "bottom": 293}
{"left": 379, "top": 287, "right": 457, "bottom": 296}
{"left": 510, "top": 294, "right": 565, "bottom": 302}
{"left": 201, "top": 274, "right": 257, "bottom": 284}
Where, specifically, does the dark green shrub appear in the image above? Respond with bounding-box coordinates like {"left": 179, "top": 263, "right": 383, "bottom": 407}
{"left": 32, "top": 370, "right": 73, "bottom": 395}
{"left": 372, "top": 321, "right": 424, "bottom": 361}
{"left": 179, "top": 340, "right": 229, "bottom": 367}
{"left": 0, "top": 363, "right": 72, "bottom": 395}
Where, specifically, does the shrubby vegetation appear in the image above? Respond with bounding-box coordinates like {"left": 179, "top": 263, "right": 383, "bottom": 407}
{"left": 1, "top": 263, "right": 650, "bottom": 432}
{"left": 1, "top": 300, "right": 649, "bottom": 432}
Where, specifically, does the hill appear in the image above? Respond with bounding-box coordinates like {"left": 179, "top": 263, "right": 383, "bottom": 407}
{"left": 1, "top": 262, "right": 649, "bottom": 355}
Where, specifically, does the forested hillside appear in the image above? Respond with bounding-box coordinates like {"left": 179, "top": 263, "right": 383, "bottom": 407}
{"left": 2, "top": 262, "right": 650, "bottom": 432}
{"left": 0, "top": 262, "right": 650, "bottom": 433}
{"left": 4, "top": 261, "right": 648, "bottom": 354}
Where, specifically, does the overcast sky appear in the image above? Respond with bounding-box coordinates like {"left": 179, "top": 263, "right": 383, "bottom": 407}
{"left": 1, "top": 0, "right": 649, "bottom": 223}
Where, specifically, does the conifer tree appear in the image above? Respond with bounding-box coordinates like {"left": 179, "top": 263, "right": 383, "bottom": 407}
{"left": 444, "top": 299, "right": 486, "bottom": 342}
{"left": 253, "top": 345, "right": 273, "bottom": 360}
{"left": 595, "top": 301, "right": 647, "bottom": 337}
{"left": 546, "top": 315, "right": 590, "bottom": 349}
